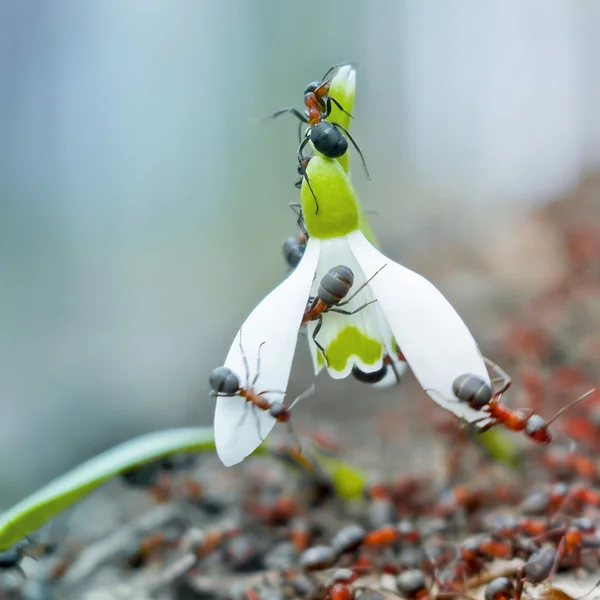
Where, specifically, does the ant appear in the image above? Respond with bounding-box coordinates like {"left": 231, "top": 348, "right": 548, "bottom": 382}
{"left": 283, "top": 231, "right": 308, "bottom": 270}
{"left": 209, "top": 334, "right": 314, "bottom": 441}
{"left": 294, "top": 121, "right": 370, "bottom": 212}
{"left": 452, "top": 358, "right": 595, "bottom": 443}
{"left": 264, "top": 68, "right": 369, "bottom": 212}
{"left": 271, "top": 63, "right": 356, "bottom": 150}
{"left": 301, "top": 264, "right": 385, "bottom": 366}
{"left": 352, "top": 346, "right": 407, "bottom": 388}
{"left": 531, "top": 518, "right": 599, "bottom": 578}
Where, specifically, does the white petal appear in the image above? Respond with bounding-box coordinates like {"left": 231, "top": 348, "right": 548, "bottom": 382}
{"left": 214, "top": 239, "right": 320, "bottom": 466}
{"left": 304, "top": 237, "right": 385, "bottom": 379}
{"left": 347, "top": 230, "right": 490, "bottom": 423}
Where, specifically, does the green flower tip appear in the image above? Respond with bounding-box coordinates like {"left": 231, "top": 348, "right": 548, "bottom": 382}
{"left": 328, "top": 64, "right": 356, "bottom": 132}
{"left": 326, "top": 65, "right": 356, "bottom": 175}
{"left": 301, "top": 155, "right": 359, "bottom": 239}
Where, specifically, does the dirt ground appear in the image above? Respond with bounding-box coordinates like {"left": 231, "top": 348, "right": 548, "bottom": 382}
{"left": 2, "top": 175, "right": 600, "bottom": 599}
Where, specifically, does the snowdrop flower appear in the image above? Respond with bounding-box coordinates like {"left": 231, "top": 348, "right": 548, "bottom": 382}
{"left": 213, "top": 155, "right": 490, "bottom": 466}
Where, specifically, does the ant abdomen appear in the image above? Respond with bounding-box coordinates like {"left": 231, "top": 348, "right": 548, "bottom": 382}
{"left": 318, "top": 265, "right": 354, "bottom": 306}
{"left": 209, "top": 367, "right": 240, "bottom": 395}
{"left": 351, "top": 363, "right": 387, "bottom": 384}
{"left": 452, "top": 373, "right": 492, "bottom": 409}
{"left": 310, "top": 122, "right": 348, "bottom": 159}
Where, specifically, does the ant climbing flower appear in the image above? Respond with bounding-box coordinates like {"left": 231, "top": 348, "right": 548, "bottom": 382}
{"left": 213, "top": 154, "right": 491, "bottom": 466}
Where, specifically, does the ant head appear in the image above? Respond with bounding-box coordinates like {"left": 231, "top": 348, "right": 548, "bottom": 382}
{"left": 209, "top": 366, "right": 240, "bottom": 395}
{"left": 525, "top": 414, "right": 549, "bottom": 441}
{"left": 452, "top": 373, "right": 492, "bottom": 409}
{"left": 268, "top": 401, "right": 286, "bottom": 419}
{"left": 303, "top": 81, "right": 322, "bottom": 96}
{"left": 318, "top": 265, "right": 355, "bottom": 306}
{"left": 309, "top": 122, "right": 348, "bottom": 159}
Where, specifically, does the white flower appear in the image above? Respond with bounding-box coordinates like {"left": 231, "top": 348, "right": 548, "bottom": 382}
{"left": 213, "top": 155, "right": 490, "bottom": 467}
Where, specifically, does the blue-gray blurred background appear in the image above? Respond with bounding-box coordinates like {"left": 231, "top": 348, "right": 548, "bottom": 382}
{"left": 1, "top": 0, "right": 599, "bottom": 506}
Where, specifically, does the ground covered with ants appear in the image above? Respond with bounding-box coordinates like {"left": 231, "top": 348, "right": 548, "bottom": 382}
{"left": 3, "top": 179, "right": 600, "bottom": 600}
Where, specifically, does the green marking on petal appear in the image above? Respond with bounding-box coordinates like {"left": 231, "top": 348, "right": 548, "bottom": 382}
{"left": 301, "top": 156, "right": 359, "bottom": 239}
{"left": 319, "top": 326, "right": 383, "bottom": 373}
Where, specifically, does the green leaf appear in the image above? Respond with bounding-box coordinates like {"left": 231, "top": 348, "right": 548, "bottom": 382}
{"left": 0, "top": 428, "right": 215, "bottom": 550}
{"left": 0, "top": 427, "right": 367, "bottom": 550}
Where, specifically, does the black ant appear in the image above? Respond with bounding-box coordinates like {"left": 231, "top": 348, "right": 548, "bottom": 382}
{"left": 301, "top": 264, "right": 385, "bottom": 365}
{"left": 283, "top": 232, "right": 308, "bottom": 270}
{"left": 452, "top": 359, "right": 594, "bottom": 444}
{"left": 209, "top": 334, "right": 313, "bottom": 442}
{"left": 264, "top": 67, "right": 369, "bottom": 212}
{"left": 352, "top": 346, "right": 407, "bottom": 387}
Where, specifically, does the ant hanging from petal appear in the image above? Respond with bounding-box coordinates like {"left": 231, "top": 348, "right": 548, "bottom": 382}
{"left": 352, "top": 345, "right": 407, "bottom": 388}
{"left": 209, "top": 332, "right": 314, "bottom": 445}
{"left": 301, "top": 264, "right": 386, "bottom": 366}
{"left": 451, "top": 358, "right": 595, "bottom": 444}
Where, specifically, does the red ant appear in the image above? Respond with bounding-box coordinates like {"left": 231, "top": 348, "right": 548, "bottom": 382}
{"left": 264, "top": 65, "right": 369, "bottom": 212}
{"left": 269, "top": 63, "right": 355, "bottom": 139}
{"left": 452, "top": 358, "right": 595, "bottom": 443}
{"left": 301, "top": 264, "right": 385, "bottom": 365}
{"left": 209, "top": 333, "right": 314, "bottom": 441}
{"left": 531, "top": 518, "right": 599, "bottom": 578}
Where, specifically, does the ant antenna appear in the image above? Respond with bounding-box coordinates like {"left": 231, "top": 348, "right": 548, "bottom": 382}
{"left": 546, "top": 389, "right": 595, "bottom": 427}
{"left": 286, "top": 383, "right": 316, "bottom": 412}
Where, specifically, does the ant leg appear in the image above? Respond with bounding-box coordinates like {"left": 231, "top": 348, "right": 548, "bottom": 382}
{"left": 297, "top": 119, "right": 306, "bottom": 145}
{"left": 297, "top": 134, "right": 319, "bottom": 214}
{"left": 329, "top": 299, "right": 379, "bottom": 316}
{"left": 329, "top": 96, "right": 354, "bottom": 119}
{"left": 336, "top": 264, "right": 387, "bottom": 307}
{"left": 474, "top": 418, "right": 499, "bottom": 433}
{"left": 320, "top": 62, "right": 358, "bottom": 82}
{"left": 238, "top": 329, "right": 250, "bottom": 388}
{"left": 252, "top": 341, "right": 266, "bottom": 388}
{"left": 483, "top": 357, "right": 512, "bottom": 398}
{"left": 547, "top": 535, "right": 566, "bottom": 581}
{"left": 252, "top": 407, "right": 265, "bottom": 442}
{"left": 331, "top": 122, "right": 371, "bottom": 180}
{"left": 289, "top": 202, "right": 307, "bottom": 235}
{"left": 263, "top": 107, "right": 309, "bottom": 123}
{"left": 236, "top": 402, "right": 250, "bottom": 430}
{"left": 311, "top": 317, "right": 329, "bottom": 366}
{"left": 286, "top": 422, "right": 303, "bottom": 454}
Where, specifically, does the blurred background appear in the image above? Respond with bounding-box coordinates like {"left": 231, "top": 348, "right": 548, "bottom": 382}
{"left": 1, "top": 0, "right": 599, "bottom": 506}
